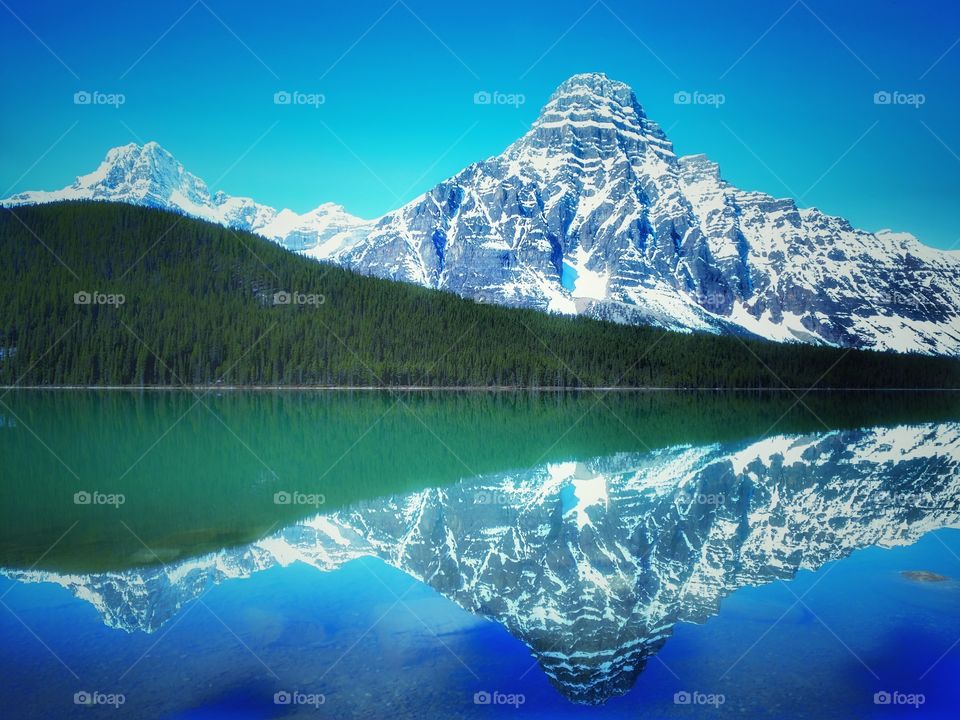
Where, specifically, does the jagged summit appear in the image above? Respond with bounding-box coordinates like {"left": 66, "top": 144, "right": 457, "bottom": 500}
{"left": 549, "top": 72, "right": 639, "bottom": 106}
{"left": 543, "top": 72, "right": 651, "bottom": 130}
{"left": 86, "top": 141, "right": 181, "bottom": 179}
{"left": 86, "top": 141, "right": 207, "bottom": 207}
{"left": 529, "top": 72, "right": 659, "bottom": 144}
{"left": 106, "top": 140, "right": 166, "bottom": 158}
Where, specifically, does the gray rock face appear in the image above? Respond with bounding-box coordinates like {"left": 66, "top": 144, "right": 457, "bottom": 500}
{"left": 346, "top": 74, "right": 714, "bottom": 321}
{"left": 5, "top": 74, "right": 960, "bottom": 354}
{"left": 7, "top": 422, "right": 959, "bottom": 704}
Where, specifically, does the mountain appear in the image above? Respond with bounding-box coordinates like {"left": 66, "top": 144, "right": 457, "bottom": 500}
{"left": 344, "top": 73, "right": 960, "bottom": 355}
{"left": 4, "top": 202, "right": 959, "bottom": 388}
{"left": 7, "top": 421, "right": 959, "bottom": 704}
{"left": 2, "top": 141, "right": 370, "bottom": 257}
{"left": 4, "top": 74, "right": 960, "bottom": 355}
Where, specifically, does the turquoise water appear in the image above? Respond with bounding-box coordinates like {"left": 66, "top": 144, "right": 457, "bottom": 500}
{"left": 560, "top": 262, "right": 579, "bottom": 291}
{"left": 0, "top": 391, "right": 958, "bottom": 718}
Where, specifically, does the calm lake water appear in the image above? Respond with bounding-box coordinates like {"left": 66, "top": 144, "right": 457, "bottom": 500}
{"left": 0, "top": 390, "right": 958, "bottom": 718}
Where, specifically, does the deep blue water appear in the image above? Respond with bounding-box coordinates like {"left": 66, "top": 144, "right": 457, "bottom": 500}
{"left": 1, "top": 530, "right": 957, "bottom": 719}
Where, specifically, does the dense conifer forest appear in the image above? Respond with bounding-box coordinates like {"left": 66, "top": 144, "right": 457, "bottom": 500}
{"left": 1, "top": 202, "right": 958, "bottom": 388}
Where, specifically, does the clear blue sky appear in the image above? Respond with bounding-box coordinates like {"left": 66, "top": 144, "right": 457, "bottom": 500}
{"left": 1, "top": 0, "right": 958, "bottom": 248}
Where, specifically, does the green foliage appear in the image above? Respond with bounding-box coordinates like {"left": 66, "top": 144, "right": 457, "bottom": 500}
{"left": 1, "top": 201, "right": 958, "bottom": 388}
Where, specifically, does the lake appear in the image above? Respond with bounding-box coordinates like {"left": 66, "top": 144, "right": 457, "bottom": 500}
{"left": 0, "top": 390, "right": 958, "bottom": 718}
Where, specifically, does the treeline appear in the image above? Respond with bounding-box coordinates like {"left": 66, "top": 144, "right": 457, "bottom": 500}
{"left": 1, "top": 202, "right": 958, "bottom": 388}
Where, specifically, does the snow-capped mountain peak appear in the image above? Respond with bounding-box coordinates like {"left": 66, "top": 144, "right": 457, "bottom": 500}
{"left": 5, "top": 141, "right": 201, "bottom": 208}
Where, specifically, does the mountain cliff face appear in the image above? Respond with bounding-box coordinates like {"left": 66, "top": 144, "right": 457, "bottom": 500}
{"left": 345, "top": 74, "right": 734, "bottom": 335}
{"left": 5, "top": 73, "right": 960, "bottom": 355}
{"left": 6, "top": 423, "right": 959, "bottom": 704}
{"left": 343, "top": 74, "right": 960, "bottom": 353}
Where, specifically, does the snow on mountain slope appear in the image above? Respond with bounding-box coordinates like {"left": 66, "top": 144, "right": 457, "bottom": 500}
{"left": 5, "top": 422, "right": 959, "bottom": 704}
{"left": 342, "top": 73, "right": 731, "bottom": 333}
{"left": 4, "top": 74, "right": 960, "bottom": 355}
{"left": 679, "top": 154, "right": 960, "bottom": 351}
{"left": 2, "top": 142, "right": 371, "bottom": 258}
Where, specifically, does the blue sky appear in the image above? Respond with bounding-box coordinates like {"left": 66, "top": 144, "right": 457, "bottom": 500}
{"left": 1, "top": 0, "right": 959, "bottom": 248}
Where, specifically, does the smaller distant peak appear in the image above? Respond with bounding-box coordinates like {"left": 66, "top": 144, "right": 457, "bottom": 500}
{"left": 104, "top": 141, "right": 174, "bottom": 163}
{"left": 74, "top": 141, "right": 188, "bottom": 194}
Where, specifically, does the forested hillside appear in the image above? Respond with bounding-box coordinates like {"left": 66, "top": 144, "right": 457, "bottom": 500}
{"left": 1, "top": 202, "right": 958, "bottom": 388}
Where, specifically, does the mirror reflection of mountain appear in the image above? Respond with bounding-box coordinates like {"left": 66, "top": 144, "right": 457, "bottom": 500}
{"left": 6, "top": 420, "right": 958, "bottom": 705}
{"left": 1, "top": 390, "right": 957, "bottom": 573}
